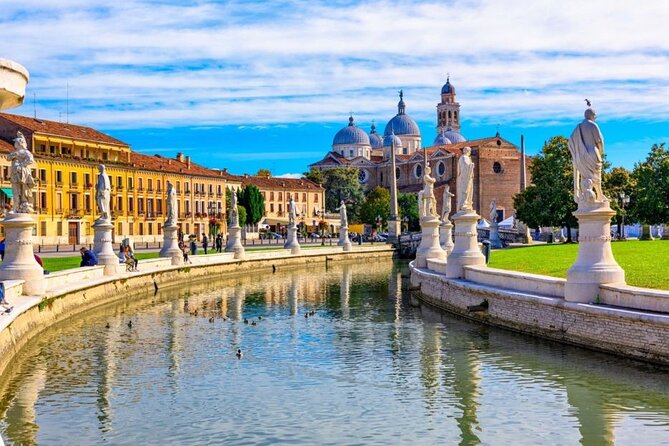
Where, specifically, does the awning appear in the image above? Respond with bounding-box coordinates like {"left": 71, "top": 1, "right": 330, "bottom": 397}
{"left": 0, "top": 188, "right": 12, "bottom": 198}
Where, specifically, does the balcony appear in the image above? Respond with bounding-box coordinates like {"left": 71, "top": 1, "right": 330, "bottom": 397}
{"left": 116, "top": 185, "right": 123, "bottom": 191}
{"left": 69, "top": 183, "right": 79, "bottom": 190}
{"left": 127, "top": 186, "right": 134, "bottom": 192}
{"left": 55, "top": 182, "right": 63, "bottom": 189}
{"left": 68, "top": 209, "right": 82, "bottom": 219}
{"left": 147, "top": 188, "right": 154, "bottom": 193}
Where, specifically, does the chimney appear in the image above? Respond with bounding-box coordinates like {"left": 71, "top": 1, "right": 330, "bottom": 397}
{"left": 186, "top": 156, "right": 191, "bottom": 169}
{"left": 176, "top": 152, "right": 184, "bottom": 162}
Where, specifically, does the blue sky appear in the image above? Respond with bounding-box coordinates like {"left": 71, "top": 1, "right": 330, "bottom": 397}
{"left": 2, "top": 0, "right": 668, "bottom": 176}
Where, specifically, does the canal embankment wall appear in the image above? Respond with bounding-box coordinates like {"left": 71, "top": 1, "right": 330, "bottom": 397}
{"left": 0, "top": 246, "right": 394, "bottom": 379}
{"left": 411, "top": 263, "right": 669, "bottom": 365}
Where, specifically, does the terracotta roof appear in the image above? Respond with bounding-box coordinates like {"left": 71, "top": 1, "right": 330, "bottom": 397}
{"left": 238, "top": 175, "right": 323, "bottom": 191}
{"left": 0, "top": 112, "right": 129, "bottom": 147}
{"left": 0, "top": 139, "right": 12, "bottom": 153}
{"left": 128, "top": 152, "right": 238, "bottom": 180}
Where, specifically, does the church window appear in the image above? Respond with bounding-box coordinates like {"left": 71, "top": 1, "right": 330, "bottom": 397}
{"left": 437, "top": 161, "right": 446, "bottom": 176}
{"left": 380, "top": 172, "right": 384, "bottom": 183}
{"left": 454, "top": 111, "right": 458, "bottom": 122}
{"left": 358, "top": 169, "right": 368, "bottom": 184}
{"left": 415, "top": 164, "right": 422, "bottom": 179}
{"left": 395, "top": 168, "right": 401, "bottom": 180}
{"left": 493, "top": 162, "right": 503, "bottom": 174}
{"left": 448, "top": 111, "right": 452, "bottom": 120}
{"left": 349, "top": 149, "right": 354, "bottom": 157}
{"left": 403, "top": 147, "right": 408, "bottom": 155}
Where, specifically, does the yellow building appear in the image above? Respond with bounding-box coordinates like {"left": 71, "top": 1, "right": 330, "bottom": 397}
{"left": 0, "top": 112, "right": 241, "bottom": 245}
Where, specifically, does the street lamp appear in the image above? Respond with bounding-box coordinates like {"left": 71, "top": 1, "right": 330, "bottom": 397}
{"left": 619, "top": 192, "right": 630, "bottom": 240}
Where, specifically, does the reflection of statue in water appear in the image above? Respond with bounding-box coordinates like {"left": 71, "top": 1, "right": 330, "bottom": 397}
{"left": 457, "top": 147, "right": 475, "bottom": 211}
{"left": 568, "top": 100, "right": 605, "bottom": 203}
{"left": 95, "top": 164, "right": 111, "bottom": 221}
{"left": 8, "top": 131, "right": 35, "bottom": 213}
{"left": 442, "top": 185, "right": 454, "bottom": 221}
{"left": 229, "top": 190, "right": 239, "bottom": 227}
{"left": 336, "top": 200, "right": 348, "bottom": 227}
{"left": 165, "top": 180, "right": 178, "bottom": 226}
{"left": 422, "top": 164, "right": 437, "bottom": 218}
{"left": 490, "top": 199, "right": 497, "bottom": 224}
{"left": 288, "top": 197, "right": 297, "bottom": 225}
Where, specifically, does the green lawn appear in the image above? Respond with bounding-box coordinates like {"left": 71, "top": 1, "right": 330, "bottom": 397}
{"left": 489, "top": 240, "right": 669, "bottom": 290}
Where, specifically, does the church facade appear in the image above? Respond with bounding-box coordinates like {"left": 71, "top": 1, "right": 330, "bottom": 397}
{"left": 309, "top": 78, "right": 529, "bottom": 221}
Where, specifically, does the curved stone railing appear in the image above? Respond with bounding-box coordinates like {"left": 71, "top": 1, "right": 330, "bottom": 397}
{"left": 0, "top": 246, "right": 394, "bottom": 379}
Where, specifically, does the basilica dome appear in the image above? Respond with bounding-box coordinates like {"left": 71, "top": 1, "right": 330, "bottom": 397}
{"left": 433, "top": 130, "right": 453, "bottom": 145}
{"left": 368, "top": 123, "right": 383, "bottom": 149}
{"left": 441, "top": 76, "right": 455, "bottom": 95}
{"left": 444, "top": 125, "right": 466, "bottom": 143}
{"left": 383, "top": 132, "right": 402, "bottom": 148}
{"left": 384, "top": 91, "right": 420, "bottom": 136}
{"left": 333, "top": 116, "right": 370, "bottom": 146}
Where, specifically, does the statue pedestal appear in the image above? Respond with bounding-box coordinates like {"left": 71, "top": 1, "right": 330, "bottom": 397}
{"left": 338, "top": 225, "right": 352, "bottom": 252}
{"left": 445, "top": 210, "right": 486, "bottom": 278}
{"left": 439, "top": 220, "right": 454, "bottom": 255}
{"left": 565, "top": 202, "right": 625, "bottom": 303}
{"left": 284, "top": 224, "right": 301, "bottom": 255}
{"left": 489, "top": 222, "right": 503, "bottom": 249}
{"left": 225, "top": 225, "right": 245, "bottom": 259}
{"left": 93, "top": 219, "right": 121, "bottom": 275}
{"left": 415, "top": 216, "right": 446, "bottom": 268}
{"left": 0, "top": 213, "right": 44, "bottom": 295}
{"left": 640, "top": 224, "right": 654, "bottom": 241}
{"left": 386, "top": 218, "right": 401, "bottom": 245}
{"left": 160, "top": 224, "right": 183, "bottom": 265}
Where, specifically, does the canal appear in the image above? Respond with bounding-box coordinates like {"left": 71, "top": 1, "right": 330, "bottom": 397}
{"left": 0, "top": 260, "right": 668, "bottom": 445}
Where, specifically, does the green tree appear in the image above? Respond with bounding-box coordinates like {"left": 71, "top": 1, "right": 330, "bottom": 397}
{"left": 321, "top": 167, "right": 365, "bottom": 222}
{"left": 398, "top": 193, "right": 419, "bottom": 231}
{"left": 303, "top": 168, "right": 323, "bottom": 185}
{"left": 513, "top": 136, "right": 577, "bottom": 242}
{"left": 239, "top": 184, "right": 265, "bottom": 224}
{"left": 603, "top": 166, "right": 635, "bottom": 237}
{"left": 237, "top": 205, "right": 247, "bottom": 227}
{"left": 256, "top": 168, "right": 271, "bottom": 177}
{"left": 360, "top": 187, "right": 390, "bottom": 227}
{"left": 630, "top": 143, "right": 669, "bottom": 225}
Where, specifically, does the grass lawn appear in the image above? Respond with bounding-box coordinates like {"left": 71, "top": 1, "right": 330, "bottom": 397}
{"left": 489, "top": 240, "right": 669, "bottom": 290}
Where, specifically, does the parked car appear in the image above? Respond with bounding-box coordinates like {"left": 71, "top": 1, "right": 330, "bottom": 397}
{"left": 268, "top": 232, "right": 283, "bottom": 239}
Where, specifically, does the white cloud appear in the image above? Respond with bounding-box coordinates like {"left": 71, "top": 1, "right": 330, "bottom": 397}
{"left": 274, "top": 173, "right": 304, "bottom": 179}
{"left": 2, "top": 0, "right": 668, "bottom": 130}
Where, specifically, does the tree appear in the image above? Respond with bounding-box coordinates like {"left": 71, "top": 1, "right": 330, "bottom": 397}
{"left": 303, "top": 168, "right": 323, "bottom": 185}
{"left": 398, "top": 193, "right": 419, "bottom": 231}
{"left": 256, "top": 168, "right": 271, "bottom": 178}
{"left": 239, "top": 184, "right": 265, "bottom": 224}
{"left": 629, "top": 143, "right": 669, "bottom": 225}
{"left": 513, "top": 136, "right": 577, "bottom": 242}
{"left": 603, "top": 166, "right": 635, "bottom": 237}
{"left": 237, "top": 205, "right": 247, "bottom": 227}
{"left": 320, "top": 167, "right": 365, "bottom": 222}
{"left": 359, "top": 187, "right": 390, "bottom": 228}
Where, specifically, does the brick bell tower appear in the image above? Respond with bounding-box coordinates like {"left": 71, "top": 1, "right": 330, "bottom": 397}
{"left": 436, "top": 76, "right": 461, "bottom": 133}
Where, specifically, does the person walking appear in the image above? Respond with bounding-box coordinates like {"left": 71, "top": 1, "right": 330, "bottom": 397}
{"left": 190, "top": 237, "right": 197, "bottom": 256}
{"left": 215, "top": 233, "right": 223, "bottom": 253}
{"left": 202, "top": 233, "right": 209, "bottom": 254}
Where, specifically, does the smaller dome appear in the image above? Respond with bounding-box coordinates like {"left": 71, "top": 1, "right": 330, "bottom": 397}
{"left": 333, "top": 116, "right": 371, "bottom": 146}
{"left": 383, "top": 133, "right": 402, "bottom": 148}
{"left": 444, "top": 125, "right": 466, "bottom": 143}
{"left": 441, "top": 76, "right": 455, "bottom": 95}
{"left": 369, "top": 122, "right": 383, "bottom": 149}
{"left": 433, "top": 130, "right": 453, "bottom": 145}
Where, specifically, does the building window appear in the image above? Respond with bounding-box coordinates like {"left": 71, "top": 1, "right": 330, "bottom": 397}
{"left": 278, "top": 204, "right": 283, "bottom": 213}
{"left": 185, "top": 182, "right": 190, "bottom": 193}
{"left": 128, "top": 177, "right": 134, "bottom": 190}
{"left": 414, "top": 164, "right": 422, "bottom": 179}
{"left": 314, "top": 193, "right": 319, "bottom": 203}
{"left": 278, "top": 192, "right": 283, "bottom": 201}
{"left": 117, "top": 176, "right": 123, "bottom": 188}
{"left": 40, "top": 221, "right": 47, "bottom": 236}
{"left": 437, "top": 161, "right": 446, "bottom": 176}
{"left": 358, "top": 169, "right": 368, "bottom": 184}
{"left": 39, "top": 169, "right": 47, "bottom": 183}
{"left": 493, "top": 162, "right": 503, "bottom": 174}
{"left": 148, "top": 223, "right": 153, "bottom": 235}
{"left": 270, "top": 203, "right": 274, "bottom": 212}
{"left": 84, "top": 173, "right": 91, "bottom": 188}
{"left": 396, "top": 167, "right": 401, "bottom": 180}
{"left": 270, "top": 191, "right": 274, "bottom": 201}
{"left": 129, "top": 222, "right": 134, "bottom": 236}
{"left": 118, "top": 222, "right": 122, "bottom": 235}
{"left": 56, "top": 171, "right": 63, "bottom": 184}
{"left": 128, "top": 196, "right": 134, "bottom": 212}
{"left": 57, "top": 221, "right": 63, "bottom": 236}
{"left": 40, "top": 192, "right": 47, "bottom": 210}
{"left": 139, "top": 223, "right": 144, "bottom": 235}
{"left": 117, "top": 196, "right": 123, "bottom": 212}
{"left": 148, "top": 179, "right": 153, "bottom": 191}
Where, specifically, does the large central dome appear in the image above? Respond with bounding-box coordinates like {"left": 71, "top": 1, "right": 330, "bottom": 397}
{"left": 333, "top": 116, "right": 370, "bottom": 146}
{"left": 384, "top": 90, "right": 420, "bottom": 136}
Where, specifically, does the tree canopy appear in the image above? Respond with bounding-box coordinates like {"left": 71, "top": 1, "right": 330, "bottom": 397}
{"left": 629, "top": 143, "right": 669, "bottom": 225}
{"left": 398, "top": 193, "right": 420, "bottom": 231}
{"left": 256, "top": 168, "right": 271, "bottom": 178}
{"left": 513, "top": 136, "right": 577, "bottom": 241}
{"left": 318, "top": 167, "right": 365, "bottom": 222}
{"left": 359, "top": 187, "right": 390, "bottom": 227}
{"left": 239, "top": 184, "right": 265, "bottom": 224}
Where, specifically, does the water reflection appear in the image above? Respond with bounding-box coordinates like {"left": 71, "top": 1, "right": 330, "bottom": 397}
{"left": 0, "top": 260, "right": 667, "bottom": 445}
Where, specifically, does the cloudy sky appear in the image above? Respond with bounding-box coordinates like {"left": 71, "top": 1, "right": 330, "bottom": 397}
{"left": 2, "top": 0, "right": 668, "bottom": 175}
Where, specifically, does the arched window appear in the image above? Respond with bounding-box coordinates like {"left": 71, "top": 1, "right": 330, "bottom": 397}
{"left": 415, "top": 164, "right": 423, "bottom": 178}
{"left": 395, "top": 167, "right": 401, "bottom": 180}
{"left": 454, "top": 111, "right": 458, "bottom": 122}
{"left": 493, "top": 162, "right": 503, "bottom": 173}
{"left": 437, "top": 161, "right": 446, "bottom": 176}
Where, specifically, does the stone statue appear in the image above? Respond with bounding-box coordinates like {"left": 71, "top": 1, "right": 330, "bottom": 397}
{"left": 568, "top": 101, "right": 606, "bottom": 203}
{"left": 422, "top": 163, "right": 437, "bottom": 218}
{"left": 442, "top": 185, "right": 454, "bottom": 221}
{"left": 165, "top": 180, "right": 177, "bottom": 226}
{"left": 490, "top": 199, "right": 497, "bottom": 224}
{"left": 229, "top": 189, "right": 238, "bottom": 227}
{"left": 417, "top": 190, "right": 424, "bottom": 218}
{"left": 288, "top": 197, "right": 297, "bottom": 225}
{"left": 337, "top": 200, "right": 348, "bottom": 227}
{"left": 456, "top": 147, "right": 475, "bottom": 211}
{"left": 95, "top": 164, "right": 111, "bottom": 221}
{"left": 7, "top": 131, "right": 35, "bottom": 213}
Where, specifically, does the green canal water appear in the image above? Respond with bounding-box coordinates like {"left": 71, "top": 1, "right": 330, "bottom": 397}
{"left": 0, "top": 260, "right": 668, "bottom": 445}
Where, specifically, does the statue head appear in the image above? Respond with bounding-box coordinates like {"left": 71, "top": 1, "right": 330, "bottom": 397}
{"left": 462, "top": 146, "right": 471, "bottom": 156}
{"left": 98, "top": 164, "right": 106, "bottom": 173}
{"left": 584, "top": 107, "right": 596, "bottom": 121}
{"left": 13, "top": 131, "right": 27, "bottom": 150}
{"left": 425, "top": 165, "right": 431, "bottom": 175}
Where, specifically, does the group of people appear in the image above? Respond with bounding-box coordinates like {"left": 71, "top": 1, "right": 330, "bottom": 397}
{"left": 78, "top": 245, "right": 138, "bottom": 272}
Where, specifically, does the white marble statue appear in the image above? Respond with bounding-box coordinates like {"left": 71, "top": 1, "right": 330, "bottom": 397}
{"left": 417, "top": 190, "right": 424, "bottom": 218}
{"left": 568, "top": 101, "right": 606, "bottom": 203}
{"left": 490, "top": 199, "right": 497, "bottom": 224}
{"left": 442, "top": 185, "right": 454, "bottom": 221}
{"left": 165, "top": 180, "right": 177, "bottom": 226}
{"left": 7, "top": 131, "right": 35, "bottom": 213}
{"left": 456, "top": 147, "right": 475, "bottom": 211}
{"left": 336, "top": 200, "right": 348, "bottom": 227}
{"left": 95, "top": 164, "right": 111, "bottom": 221}
{"left": 229, "top": 190, "right": 239, "bottom": 227}
{"left": 288, "top": 197, "right": 297, "bottom": 225}
{"left": 422, "top": 164, "right": 437, "bottom": 218}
